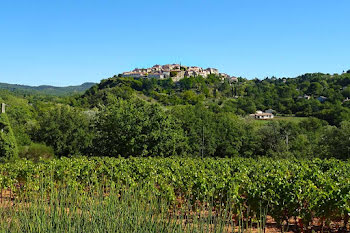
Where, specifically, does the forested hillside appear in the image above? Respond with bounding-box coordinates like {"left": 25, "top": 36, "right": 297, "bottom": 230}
{"left": 1, "top": 71, "right": 350, "bottom": 160}
{"left": 0, "top": 82, "right": 95, "bottom": 96}
{"left": 78, "top": 71, "right": 350, "bottom": 125}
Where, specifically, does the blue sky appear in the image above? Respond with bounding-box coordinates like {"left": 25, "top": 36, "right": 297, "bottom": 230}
{"left": 0, "top": 0, "right": 349, "bottom": 86}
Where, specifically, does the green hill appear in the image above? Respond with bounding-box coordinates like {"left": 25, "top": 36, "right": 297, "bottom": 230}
{"left": 0, "top": 82, "right": 96, "bottom": 96}
{"left": 77, "top": 72, "right": 350, "bottom": 125}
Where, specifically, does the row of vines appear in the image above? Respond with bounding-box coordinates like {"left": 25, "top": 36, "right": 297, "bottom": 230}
{"left": 1, "top": 157, "right": 350, "bottom": 227}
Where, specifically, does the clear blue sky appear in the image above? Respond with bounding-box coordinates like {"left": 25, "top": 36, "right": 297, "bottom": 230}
{"left": 1, "top": 0, "right": 349, "bottom": 86}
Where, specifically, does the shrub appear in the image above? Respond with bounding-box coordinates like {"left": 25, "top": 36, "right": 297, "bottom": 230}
{"left": 19, "top": 143, "right": 54, "bottom": 161}
{"left": 170, "top": 71, "right": 178, "bottom": 77}
{"left": 0, "top": 113, "right": 18, "bottom": 159}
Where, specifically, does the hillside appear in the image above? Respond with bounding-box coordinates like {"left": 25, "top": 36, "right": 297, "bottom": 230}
{"left": 1, "top": 70, "right": 349, "bottom": 159}
{"left": 77, "top": 72, "right": 350, "bottom": 125}
{"left": 0, "top": 82, "right": 96, "bottom": 96}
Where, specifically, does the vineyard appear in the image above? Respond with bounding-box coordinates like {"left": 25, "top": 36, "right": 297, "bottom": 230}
{"left": 1, "top": 157, "right": 350, "bottom": 232}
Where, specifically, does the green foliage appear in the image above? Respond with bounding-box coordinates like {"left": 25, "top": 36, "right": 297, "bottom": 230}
{"left": 1, "top": 156, "right": 350, "bottom": 230}
{"left": 180, "top": 66, "right": 187, "bottom": 71}
{"left": 94, "top": 98, "right": 187, "bottom": 157}
{"left": 0, "top": 91, "right": 35, "bottom": 146}
{"left": 79, "top": 72, "right": 350, "bottom": 125}
{"left": 342, "top": 86, "right": 350, "bottom": 98}
{"left": 170, "top": 71, "right": 178, "bottom": 77}
{"left": 1, "top": 71, "right": 350, "bottom": 159}
{"left": 0, "top": 82, "right": 95, "bottom": 96}
{"left": 0, "top": 113, "right": 18, "bottom": 159}
{"left": 19, "top": 143, "right": 54, "bottom": 161}
{"left": 33, "top": 105, "right": 94, "bottom": 157}
{"left": 318, "top": 121, "right": 350, "bottom": 159}
{"left": 171, "top": 105, "right": 249, "bottom": 157}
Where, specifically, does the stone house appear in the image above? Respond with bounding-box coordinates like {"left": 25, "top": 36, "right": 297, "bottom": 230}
{"left": 148, "top": 73, "right": 165, "bottom": 79}
{"left": 250, "top": 110, "right": 274, "bottom": 119}
{"left": 188, "top": 66, "right": 203, "bottom": 73}
{"left": 122, "top": 72, "right": 144, "bottom": 78}
{"left": 205, "top": 68, "right": 219, "bottom": 75}
{"left": 163, "top": 71, "right": 170, "bottom": 78}
{"left": 228, "top": 76, "right": 238, "bottom": 83}
{"left": 152, "top": 65, "right": 162, "bottom": 71}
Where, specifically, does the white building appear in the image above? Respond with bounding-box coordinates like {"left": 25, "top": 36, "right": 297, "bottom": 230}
{"left": 250, "top": 110, "right": 274, "bottom": 119}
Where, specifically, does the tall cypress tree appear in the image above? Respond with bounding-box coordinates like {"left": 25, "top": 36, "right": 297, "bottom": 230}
{"left": 0, "top": 112, "right": 18, "bottom": 159}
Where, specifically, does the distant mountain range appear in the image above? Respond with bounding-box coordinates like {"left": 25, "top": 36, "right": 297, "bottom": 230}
{"left": 0, "top": 82, "right": 96, "bottom": 96}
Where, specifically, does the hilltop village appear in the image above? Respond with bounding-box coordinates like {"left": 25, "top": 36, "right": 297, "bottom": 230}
{"left": 122, "top": 64, "right": 238, "bottom": 83}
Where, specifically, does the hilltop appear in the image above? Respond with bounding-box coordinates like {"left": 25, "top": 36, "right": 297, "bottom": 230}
{"left": 78, "top": 71, "right": 350, "bottom": 125}
{"left": 121, "top": 64, "right": 236, "bottom": 82}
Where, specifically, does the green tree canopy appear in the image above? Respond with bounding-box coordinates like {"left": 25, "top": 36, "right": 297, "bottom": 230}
{"left": 33, "top": 105, "right": 94, "bottom": 157}
{"left": 0, "top": 112, "right": 18, "bottom": 159}
{"left": 94, "top": 98, "right": 186, "bottom": 157}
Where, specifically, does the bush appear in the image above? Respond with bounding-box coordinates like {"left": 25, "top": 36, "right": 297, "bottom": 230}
{"left": 19, "top": 143, "right": 54, "bottom": 161}
{"left": 33, "top": 105, "right": 94, "bottom": 157}
{"left": 94, "top": 98, "right": 187, "bottom": 157}
{"left": 170, "top": 71, "right": 178, "bottom": 77}
{"left": 0, "top": 113, "right": 18, "bottom": 159}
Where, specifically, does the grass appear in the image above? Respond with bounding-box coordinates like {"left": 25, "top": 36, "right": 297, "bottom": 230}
{"left": 0, "top": 180, "right": 268, "bottom": 233}
{"left": 272, "top": 116, "right": 308, "bottom": 122}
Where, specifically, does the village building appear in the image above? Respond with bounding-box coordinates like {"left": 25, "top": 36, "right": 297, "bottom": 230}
{"left": 228, "top": 76, "right": 238, "bottom": 83}
{"left": 219, "top": 73, "right": 230, "bottom": 79}
{"left": 120, "top": 64, "right": 234, "bottom": 82}
{"left": 163, "top": 71, "right": 170, "bottom": 78}
{"left": 250, "top": 110, "right": 274, "bottom": 120}
{"left": 303, "top": 95, "right": 311, "bottom": 100}
{"left": 298, "top": 94, "right": 311, "bottom": 100}
{"left": 148, "top": 73, "right": 165, "bottom": 79}
{"left": 184, "top": 70, "right": 197, "bottom": 77}
{"left": 122, "top": 72, "right": 144, "bottom": 78}
{"left": 205, "top": 68, "right": 219, "bottom": 75}
{"left": 152, "top": 65, "right": 162, "bottom": 71}
{"left": 189, "top": 66, "right": 203, "bottom": 73}
{"left": 317, "top": 96, "right": 328, "bottom": 103}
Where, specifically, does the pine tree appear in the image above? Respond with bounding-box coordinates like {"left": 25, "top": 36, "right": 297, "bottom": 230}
{"left": 0, "top": 112, "right": 18, "bottom": 159}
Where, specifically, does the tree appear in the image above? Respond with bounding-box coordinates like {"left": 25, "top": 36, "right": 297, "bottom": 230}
{"left": 0, "top": 113, "right": 18, "bottom": 159}
{"left": 342, "top": 86, "right": 350, "bottom": 98}
{"left": 308, "top": 82, "right": 323, "bottom": 95}
{"left": 236, "top": 98, "right": 256, "bottom": 115}
{"left": 171, "top": 105, "right": 248, "bottom": 157}
{"left": 318, "top": 121, "right": 350, "bottom": 159}
{"left": 214, "top": 113, "right": 246, "bottom": 157}
{"left": 94, "top": 98, "right": 186, "bottom": 157}
{"left": 258, "top": 121, "right": 292, "bottom": 157}
{"left": 170, "top": 71, "right": 178, "bottom": 77}
{"left": 33, "top": 105, "right": 94, "bottom": 157}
